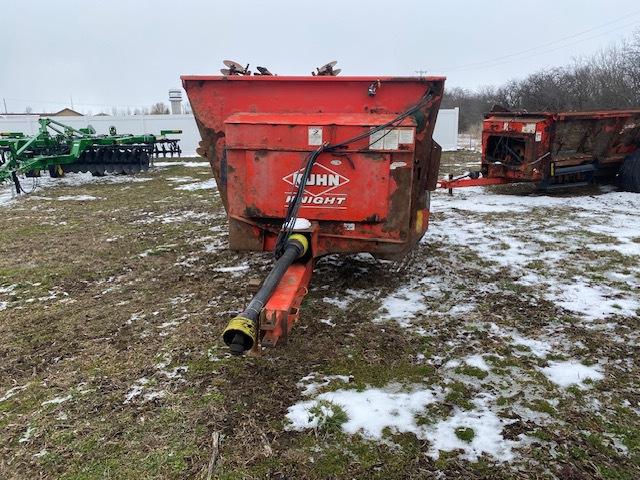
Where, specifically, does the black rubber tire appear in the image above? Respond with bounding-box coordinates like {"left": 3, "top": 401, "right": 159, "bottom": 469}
{"left": 618, "top": 150, "right": 640, "bottom": 193}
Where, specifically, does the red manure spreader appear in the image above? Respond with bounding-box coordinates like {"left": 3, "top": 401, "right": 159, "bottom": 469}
{"left": 440, "top": 109, "right": 640, "bottom": 192}
{"left": 182, "top": 70, "right": 445, "bottom": 354}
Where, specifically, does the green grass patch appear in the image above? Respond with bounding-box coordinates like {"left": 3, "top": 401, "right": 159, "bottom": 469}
{"left": 455, "top": 365, "right": 488, "bottom": 380}
{"left": 308, "top": 400, "right": 349, "bottom": 434}
{"left": 455, "top": 427, "right": 475, "bottom": 442}
{"left": 445, "top": 381, "right": 474, "bottom": 410}
{"left": 528, "top": 399, "right": 557, "bottom": 416}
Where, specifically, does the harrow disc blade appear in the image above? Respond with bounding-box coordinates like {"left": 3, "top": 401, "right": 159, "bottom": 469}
{"left": 140, "top": 152, "right": 150, "bottom": 170}
{"left": 104, "top": 151, "right": 115, "bottom": 173}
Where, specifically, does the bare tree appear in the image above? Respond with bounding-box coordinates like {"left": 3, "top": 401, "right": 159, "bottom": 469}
{"left": 446, "top": 29, "right": 640, "bottom": 133}
{"left": 150, "top": 102, "right": 170, "bottom": 115}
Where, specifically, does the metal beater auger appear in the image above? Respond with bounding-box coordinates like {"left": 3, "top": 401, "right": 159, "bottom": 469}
{"left": 0, "top": 118, "right": 182, "bottom": 192}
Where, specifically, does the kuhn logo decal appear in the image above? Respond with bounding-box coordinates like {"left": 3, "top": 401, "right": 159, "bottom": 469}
{"left": 282, "top": 163, "right": 349, "bottom": 208}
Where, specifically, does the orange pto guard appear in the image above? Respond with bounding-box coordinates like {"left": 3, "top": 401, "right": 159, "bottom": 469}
{"left": 182, "top": 73, "right": 445, "bottom": 354}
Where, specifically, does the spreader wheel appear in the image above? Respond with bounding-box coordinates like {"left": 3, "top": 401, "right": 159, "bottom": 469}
{"left": 618, "top": 150, "right": 640, "bottom": 193}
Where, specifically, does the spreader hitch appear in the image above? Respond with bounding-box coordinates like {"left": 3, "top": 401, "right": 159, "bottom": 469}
{"left": 222, "top": 234, "right": 309, "bottom": 355}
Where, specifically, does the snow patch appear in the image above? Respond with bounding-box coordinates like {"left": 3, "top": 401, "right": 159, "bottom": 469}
{"left": 0, "top": 384, "right": 29, "bottom": 402}
{"left": 174, "top": 178, "right": 217, "bottom": 191}
{"left": 488, "top": 323, "right": 555, "bottom": 359}
{"left": 166, "top": 176, "right": 195, "bottom": 183}
{"left": 1, "top": 171, "right": 153, "bottom": 207}
{"left": 57, "top": 194, "right": 99, "bottom": 201}
{"left": 143, "top": 391, "right": 167, "bottom": 401}
{"left": 287, "top": 385, "right": 443, "bottom": 439}
{"left": 511, "top": 334, "right": 552, "bottom": 358}
{"left": 159, "top": 366, "right": 188, "bottom": 380}
{"left": 465, "top": 354, "right": 491, "bottom": 372}
{"left": 127, "top": 312, "right": 145, "bottom": 325}
{"left": 0, "top": 284, "right": 18, "bottom": 294}
{"left": 444, "top": 354, "right": 490, "bottom": 372}
{"left": 41, "top": 394, "right": 72, "bottom": 406}
{"left": 426, "top": 394, "right": 518, "bottom": 462}
{"left": 123, "top": 378, "right": 149, "bottom": 404}
{"left": 286, "top": 217, "right": 311, "bottom": 230}
{"left": 19, "top": 426, "right": 35, "bottom": 443}
{"left": 33, "top": 449, "right": 48, "bottom": 458}
{"left": 212, "top": 264, "right": 249, "bottom": 274}
{"left": 547, "top": 279, "right": 639, "bottom": 321}
{"left": 378, "top": 287, "right": 426, "bottom": 326}
{"left": 540, "top": 360, "right": 604, "bottom": 388}
{"left": 286, "top": 384, "right": 521, "bottom": 462}
{"left": 297, "top": 374, "right": 352, "bottom": 396}
{"left": 322, "top": 297, "right": 351, "bottom": 309}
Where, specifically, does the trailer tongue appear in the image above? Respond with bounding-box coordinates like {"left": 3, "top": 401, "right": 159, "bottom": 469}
{"left": 183, "top": 73, "right": 445, "bottom": 354}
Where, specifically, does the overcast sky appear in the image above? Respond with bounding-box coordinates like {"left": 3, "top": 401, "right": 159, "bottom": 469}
{"left": 1, "top": 0, "right": 638, "bottom": 114}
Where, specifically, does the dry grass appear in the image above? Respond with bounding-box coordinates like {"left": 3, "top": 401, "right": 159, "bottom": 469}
{"left": 0, "top": 155, "right": 638, "bottom": 479}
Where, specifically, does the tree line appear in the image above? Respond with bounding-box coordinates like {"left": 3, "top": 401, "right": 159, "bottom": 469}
{"left": 442, "top": 30, "right": 640, "bottom": 132}
{"left": 22, "top": 101, "right": 192, "bottom": 116}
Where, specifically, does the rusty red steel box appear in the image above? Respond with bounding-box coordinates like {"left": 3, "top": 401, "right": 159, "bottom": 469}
{"left": 181, "top": 75, "right": 445, "bottom": 259}
{"left": 481, "top": 109, "right": 640, "bottom": 185}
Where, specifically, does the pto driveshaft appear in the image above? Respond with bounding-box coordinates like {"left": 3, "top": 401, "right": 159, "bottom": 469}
{"left": 222, "top": 234, "right": 309, "bottom": 355}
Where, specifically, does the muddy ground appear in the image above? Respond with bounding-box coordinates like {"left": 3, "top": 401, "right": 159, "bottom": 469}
{"left": 0, "top": 152, "right": 638, "bottom": 479}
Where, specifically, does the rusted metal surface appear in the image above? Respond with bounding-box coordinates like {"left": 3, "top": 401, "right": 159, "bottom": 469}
{"left": 481, "top": 109, "right": 640, "bottom": 186}
{"left": 260, "top": 258, "right": 314, "bottom": 347}
{"left": 184, "top": 74, "right": 445, "bottom": 348}
{"left": 182, "top": 75, "right": 445, "bottom": 260}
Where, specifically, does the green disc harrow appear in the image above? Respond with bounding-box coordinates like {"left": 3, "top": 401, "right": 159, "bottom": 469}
{"left": 0, "top": 118, "right": 181, "bottom": 193}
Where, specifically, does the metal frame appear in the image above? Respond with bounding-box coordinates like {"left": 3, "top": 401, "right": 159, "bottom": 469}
{"left": 1, "top": 118, "right": 182, "bottom": 188}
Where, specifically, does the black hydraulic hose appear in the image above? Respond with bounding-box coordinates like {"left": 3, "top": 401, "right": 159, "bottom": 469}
{"left": 274, "top": 88, "right": 436, "bottom": 258}
{"left": 223, "top": 235, "right": 308, "bottom": 355}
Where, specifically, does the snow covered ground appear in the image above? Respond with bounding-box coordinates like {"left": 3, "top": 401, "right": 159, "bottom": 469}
{"left": 0, "top": 171, "right": 153, "bottom": 207}
{"left": 427, "top": 187, "right": 640, "bottom": 322}
{"left": 2, "top": 156, "right": 638, "bottom": 477}
{"left": 286, "top": 185, "right": 639, "bottom": 465}
{"left": 0, "top": 160, "right": 210, "bottom": 208}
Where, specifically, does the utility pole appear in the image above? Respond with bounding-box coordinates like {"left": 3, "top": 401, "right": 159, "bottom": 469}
{"left": 70, "top": 94, "right": 74, "bottom": 110}
{"left": 2, "top": 98, "right": 7, "bottom": 114}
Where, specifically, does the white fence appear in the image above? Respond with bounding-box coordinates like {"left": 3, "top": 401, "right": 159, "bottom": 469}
{"left": 0, "top": 114, "right": 200, "bottom": 156}
{"left": 433, "top": 107, "right": 459, "bottom": 151}
{"left": 0, "top": 108, "right": 460, "bottom": 154}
